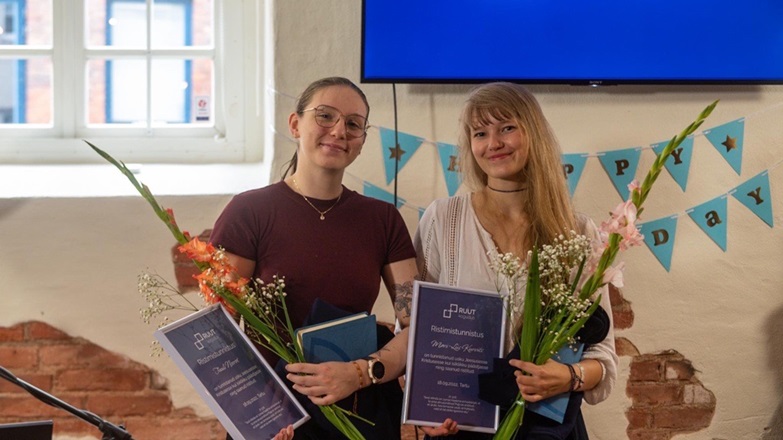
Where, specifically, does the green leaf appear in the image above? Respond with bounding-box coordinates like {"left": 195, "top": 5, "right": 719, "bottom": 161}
{"left": 520, "top": 246, "right": 541, "bottom": 363}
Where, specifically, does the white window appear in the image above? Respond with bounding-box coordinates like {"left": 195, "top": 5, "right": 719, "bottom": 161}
{"left": 0, "top": 0, "right": 260, "bottom": 165}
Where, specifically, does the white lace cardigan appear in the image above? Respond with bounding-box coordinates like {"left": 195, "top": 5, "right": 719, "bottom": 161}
{"left": 413, "top": 193, "right": 618, "bottom": 405}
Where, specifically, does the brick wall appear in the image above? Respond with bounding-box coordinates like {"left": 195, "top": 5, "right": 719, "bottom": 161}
{"left": 0, "top": 321, "right": 225, "bottom": 440}
{"left": 1, "top": 238, "right": 717, "bottom": 439}
{"left": 611, "top": 285, "right": 716, "bottom": 440}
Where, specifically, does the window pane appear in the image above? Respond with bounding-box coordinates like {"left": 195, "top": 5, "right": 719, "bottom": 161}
{"left": 151, "top": 0, "right": 211, "bottom": 47}
{"left": 152, "top": 0, "right": 185, "bottom": 47}
{"left": 87, "top": 58, "right": 148, "bottom": 124}
{"left": 0, "top": 57, "right": 52, "bottom": 124}
{"left": 151, "top": 58, "right": 212, "bottom": 124}
{"left": 191, "top": 0, "right": 212, "bottom": 46}
{"left": 87, "top": 0, "right": 148, "bottom": 48}
{"left": 0, "top": 0, "right": 52, "bottom": 46}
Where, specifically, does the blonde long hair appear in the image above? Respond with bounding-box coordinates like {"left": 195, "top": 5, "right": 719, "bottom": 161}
{"left": 458, "top": 82, "right": 577, "bottom": 250}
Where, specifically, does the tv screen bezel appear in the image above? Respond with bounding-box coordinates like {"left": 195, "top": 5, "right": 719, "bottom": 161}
{"left": 360, "top": 1, "right": 783, "bottom": 86}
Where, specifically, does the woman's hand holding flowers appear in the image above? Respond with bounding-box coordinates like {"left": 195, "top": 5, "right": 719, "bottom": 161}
{"left": 509, "top": 358, "right": 571, "bottom": 402}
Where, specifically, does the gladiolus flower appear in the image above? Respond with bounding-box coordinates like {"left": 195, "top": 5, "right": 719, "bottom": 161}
{"left": 179, "top": 237, "right": 215, "bottom": 263}
{"left": 602, "top": 262, "right": 625, "bottom": 288}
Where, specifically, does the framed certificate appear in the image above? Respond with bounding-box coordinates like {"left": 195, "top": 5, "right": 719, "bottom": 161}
{"left": 155, "top": 304, "right": 309, "bottom": 440}
{"left": 403, "top": 281, "right": 506, "bottom": 433}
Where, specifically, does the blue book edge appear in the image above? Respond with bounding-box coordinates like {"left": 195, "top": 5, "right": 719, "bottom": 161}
{"left": 296, "top": 313, "right": 377, "bottom": 363}
{"left": 526, "top": 343, "right": 585, "bottom": 423}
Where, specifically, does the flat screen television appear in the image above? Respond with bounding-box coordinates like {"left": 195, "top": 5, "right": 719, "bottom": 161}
{"left": 361, "top": 0, "right": 783, "bottom": 85}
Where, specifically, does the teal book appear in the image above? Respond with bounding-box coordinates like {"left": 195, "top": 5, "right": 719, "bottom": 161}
{"left": 296, "top": 313, "right": 377, "bottom": 363}
{"left": 527, "top": 343, "right": 585, "bottom": 423}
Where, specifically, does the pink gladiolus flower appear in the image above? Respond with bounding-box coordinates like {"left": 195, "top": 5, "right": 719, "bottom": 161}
{"left": 627, "top": 179, "right": 641, "bottom": 193}
{"left": 602, "top": 262, "right": 625, "bottom": 288}
{"left": 601, "top": 200, "right": 644, "bottom": 251}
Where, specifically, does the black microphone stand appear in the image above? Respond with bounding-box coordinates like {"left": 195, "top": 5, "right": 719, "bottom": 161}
{"left": 0, "top": 366, "right": 134, "bottom": 440}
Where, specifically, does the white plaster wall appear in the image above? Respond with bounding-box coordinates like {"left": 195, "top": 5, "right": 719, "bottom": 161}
{"left": 1, "top": 1, "right": 782, "bottom": 438}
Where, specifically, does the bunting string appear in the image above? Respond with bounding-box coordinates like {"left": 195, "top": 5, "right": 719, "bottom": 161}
{"left": 270, "top": 86, "right": 783, "bottom": 271}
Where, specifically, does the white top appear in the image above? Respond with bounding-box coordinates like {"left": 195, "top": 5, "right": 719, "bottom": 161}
{"left": 413, "top": 193, "right": 618, "bottom": 405}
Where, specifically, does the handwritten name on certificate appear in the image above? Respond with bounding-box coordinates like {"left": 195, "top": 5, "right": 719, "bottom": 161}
{"left": 403, "top": 281, "right": 506, "bottom": 433}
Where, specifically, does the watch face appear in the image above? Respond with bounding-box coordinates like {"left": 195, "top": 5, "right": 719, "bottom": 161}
{"left": 371, "top": 359, "right": 385, "bottom": 380}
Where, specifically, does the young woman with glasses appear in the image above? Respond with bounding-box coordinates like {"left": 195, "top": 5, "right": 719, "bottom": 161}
{"left": 211, "top": 77, "right": 457, "bottom": 439}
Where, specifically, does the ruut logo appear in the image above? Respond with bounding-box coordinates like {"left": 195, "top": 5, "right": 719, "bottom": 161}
{"left": 443, "top": 304, "right": 476, "bottom": 319}
{"left": 193, "top": 328, "right": 217, "bottom": 350}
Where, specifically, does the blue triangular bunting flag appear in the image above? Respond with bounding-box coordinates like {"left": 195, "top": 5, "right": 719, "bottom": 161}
{"left": 418, "top": 207, "right": 426, "bottom": 220}
{"left": 363, "top": 181, "right": 406, "bottom": 209}
{"left": 687, "top": 195, "right": 728, "bottom": 251}
{"left": 598, "top": 147, "right": 642, "bottom": 200}
{"left": 638, "top": 216, "right": 678, "bottom": 272}
{"left": 651, "top": 136, "right": 694, "bottom": 192}
{"left": 561, "top": 153, "right": 588, "bottom": 196}
{"left": 731, "top": 171, "right": 774, "bottom": 227}
{"left": 436, "top": 142, "right": 463, "bottom": 196}
{"left": 379, "top": 127, "right": 423, "bottom": 185}
{"left": 703, "top": 118, "right": 745, "bottom": 175}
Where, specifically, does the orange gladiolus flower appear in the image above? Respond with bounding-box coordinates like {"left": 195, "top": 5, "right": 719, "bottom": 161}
{"left": 179, "top": 237, "right": 215, "bottom": 263}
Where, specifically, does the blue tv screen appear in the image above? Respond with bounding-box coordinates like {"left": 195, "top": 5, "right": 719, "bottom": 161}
{"left": 361, "top": 1, "right": 783, "bottom": 85}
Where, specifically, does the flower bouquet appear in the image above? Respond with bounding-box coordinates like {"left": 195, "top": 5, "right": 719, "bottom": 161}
{"left": 492, "top": 100, "right": 718, "bottom": 439}
{"left": 86, "top": 140, "right": 371, "bottom": 440}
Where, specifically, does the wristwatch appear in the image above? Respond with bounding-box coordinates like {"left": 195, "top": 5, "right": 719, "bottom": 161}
{"left": 364, "top": 356, "right": 385, "bottom": 384}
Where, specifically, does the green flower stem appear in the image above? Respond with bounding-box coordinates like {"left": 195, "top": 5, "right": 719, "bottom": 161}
{"left": 493, "top": 398, "right": 525, "bottom": 439}
{"left": 498, "top": 101, "right": 718, "bottom": 440}
{"left": 633, "top": 100, "right": 718, "bottom": 217}
{"left": 89, "top": 140, "right": 369, "bottom": 440}
{"left": 520, "top": 247, "right": 541, "bottom": 363}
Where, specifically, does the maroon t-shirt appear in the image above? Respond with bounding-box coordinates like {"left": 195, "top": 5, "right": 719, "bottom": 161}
{"left": 211, "top": 181, "right": 415, "bottom": 335}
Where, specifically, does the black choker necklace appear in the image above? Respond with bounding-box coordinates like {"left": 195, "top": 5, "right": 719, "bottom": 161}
{"left": 486, "top": 185, "right": 527, "bottom": 193}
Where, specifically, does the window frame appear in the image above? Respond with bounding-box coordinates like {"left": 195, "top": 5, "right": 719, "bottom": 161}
{"left": 0, "top": 0, "right": 252, "bottom": 164}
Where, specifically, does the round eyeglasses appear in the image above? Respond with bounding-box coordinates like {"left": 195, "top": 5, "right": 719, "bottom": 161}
{"left": 303, "top": 105, "right": 368, "bottom": 139}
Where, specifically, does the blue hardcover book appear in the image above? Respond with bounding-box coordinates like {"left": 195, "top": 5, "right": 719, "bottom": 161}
{"left": 296, "top": 313, "right": 377, "bottom": 363}
{"left": 527, "top": 343, "right": 585, "bottom": 423}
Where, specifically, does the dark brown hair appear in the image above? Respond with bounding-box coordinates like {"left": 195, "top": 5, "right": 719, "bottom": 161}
{"left": 281, "top": 77, "right": 370, "bottom": 178}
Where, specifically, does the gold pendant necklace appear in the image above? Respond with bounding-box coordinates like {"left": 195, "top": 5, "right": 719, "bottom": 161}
{"left": 291, "top": 177, "right": 342, "bottom": 220}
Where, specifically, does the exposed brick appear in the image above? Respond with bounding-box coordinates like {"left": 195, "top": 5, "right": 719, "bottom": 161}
{"left": 57, "top": 369, "right": 148, "bottom": 392}
{"left": 53, "top": 417, "right": 104, "bottom": 438}
{"left": 27, "top": 321, "right": 71, "bottom": 340}
{"left": 0, "top": 324, "right": 24, "bottom": 342}
{"left": 627, "top": 428, "right": 672, "bottom": 440}
{"left": 173, "top": 229, "right": 212, "bottom": 291}
{"left": 124, "top": 414, "right": 226, "bottom": 440}
{"left": 609, "top": 285, "right": 635, "bottom": 329}
{"left": 627, "top": 382, "right": 682, "bottom": 406}
{"left": 626, "top": 407, "right": 653, "bottom": 429}
{"left": 39, "top": 343, "right": 131, "bottom": 368}
{"left": 0, "top": 346, "right": 39, "bottom": 369}
{"left": 653, "top": 406, "right": 714, "bottom": 429}
{"left": 631, "top": 359, "right": 663, "bottom": 381}
{"left": 0, "top": 373, "right": 52, "bottom": 393}
{"left": 683, "top": 383, "right": 715, "bottom": 405}
{"left": 665, "top": 359, "right": 695, "bottom": 380}
{"left": 150, "top": 370, "right": 169, "bottom": 390}
{"left": 616, "top": 337, "right": 640, "bottom": 357}
{"left": 85, "top": 391, "right": 173, "bottom": 417}
{"left": 613, "top": 306, "right": 635, "bottom": 330}
{"left": 608, "top": 284, "right": 623, "bottom": 305}
{"left": 174, "top": 260, "right": 201, "bottom": 290}
{"left": 0, "top": 394, "right": 85, "bottom": 418}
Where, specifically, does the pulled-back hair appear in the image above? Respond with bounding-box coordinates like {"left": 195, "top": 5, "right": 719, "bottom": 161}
{"left": 282, "top": 77, "right": 370, "bottom": 178}
{"left": 457, "top": 82, "right": 576, "bottom": 248}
